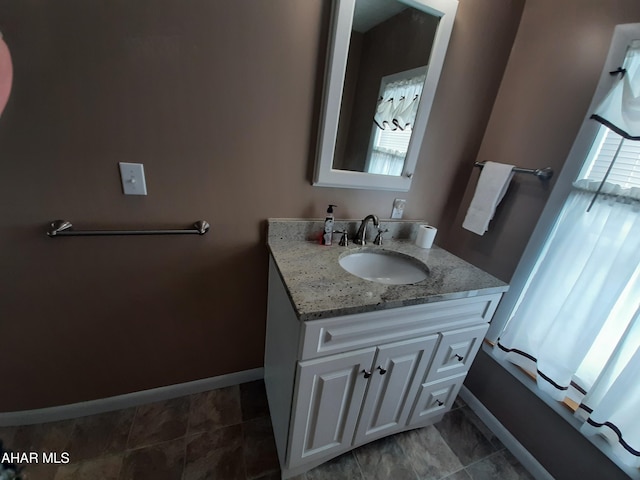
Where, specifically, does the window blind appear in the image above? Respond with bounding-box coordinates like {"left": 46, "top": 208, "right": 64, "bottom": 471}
{"left": 581, "top": 128, "right": 640, "bottom": 189}
{"left": 374, "top": 127, "right": 413, "bottom": 154}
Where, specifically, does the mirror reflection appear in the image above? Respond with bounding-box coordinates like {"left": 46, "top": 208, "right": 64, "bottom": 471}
{"left": 332, "top": 0, "right": 439, "bottom": 176}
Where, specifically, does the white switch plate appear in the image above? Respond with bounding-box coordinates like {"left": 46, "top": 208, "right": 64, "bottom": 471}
{"left": 391, "top": 198, "right": 406, "bottom": 219}
{"left": 119, "top": 162, "right": 147, "bottom": 195}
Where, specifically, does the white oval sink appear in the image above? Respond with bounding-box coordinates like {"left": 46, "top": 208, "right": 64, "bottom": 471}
{"left": 339, "top": 251, "right": 428, "bottom": 285}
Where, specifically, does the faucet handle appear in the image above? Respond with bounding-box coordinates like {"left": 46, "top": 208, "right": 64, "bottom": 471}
{"left": 373, "top": 228, "right": 388, "bottom": 246}
{"left": 334, "top": 230, "right": 349, "bottom": 246}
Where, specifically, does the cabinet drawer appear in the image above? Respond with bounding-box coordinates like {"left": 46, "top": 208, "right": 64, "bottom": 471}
{"left": 425, "top": 323, "right": 488, "bottom": 383}
{"left": 408, "top": 373, "right": 466, "bottom": 424}
{"left": 301, "top": 294, "right": 500, "bottom": 360}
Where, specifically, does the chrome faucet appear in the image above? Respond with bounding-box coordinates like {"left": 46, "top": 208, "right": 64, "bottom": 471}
{"left": 354, "top": 214, "right": 379, "bottom": 245}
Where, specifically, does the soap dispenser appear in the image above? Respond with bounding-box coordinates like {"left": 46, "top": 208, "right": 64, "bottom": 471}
{"left": 322, "top": 204, "right": 337, "bottom": 245}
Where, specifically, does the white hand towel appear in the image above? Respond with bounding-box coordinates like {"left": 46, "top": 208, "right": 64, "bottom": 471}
{"left": 462, "top": 162, "right": 514, "bottom": 235}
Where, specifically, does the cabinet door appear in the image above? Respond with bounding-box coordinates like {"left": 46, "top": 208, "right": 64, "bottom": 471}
{"left": 426, "top": 324, "right": 489, "bottom": 383}
{"left": 353, "top": 335, "right": 439, "bottom": 445}
{"left": 288, "top": 348, "right": 376, "bottom": 468}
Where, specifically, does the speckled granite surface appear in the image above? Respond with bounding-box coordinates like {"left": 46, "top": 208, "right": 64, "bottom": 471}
{"left": 267, "top": 219, "right": 509, "bottom": 321}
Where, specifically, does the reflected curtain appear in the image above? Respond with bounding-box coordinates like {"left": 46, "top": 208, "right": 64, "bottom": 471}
{"left": 374, "top": 74, "right": 425, "bottom": 131}
{"left": 368, "top": 74, "right": 425, "bottom": 175}
{"left": 366, "top": 146, "right": 405, "bottom": 176}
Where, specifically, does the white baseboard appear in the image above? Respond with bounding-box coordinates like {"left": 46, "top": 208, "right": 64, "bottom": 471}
{"left": 459, "top": 385, "right": 554, "bottom": 480}
{"left": 0, "top": 368, "right": 264, "bottom": 427}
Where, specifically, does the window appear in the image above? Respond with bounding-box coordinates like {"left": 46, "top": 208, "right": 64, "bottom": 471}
{"left": 373, "top": 125, "right": 413, "bottom": 155}
{"left": 578, "top": 127, "right": 640, "bottom": 191}
{"left": 367, "top": 67, "right": 426, "bottom": 176}
{"left": 367, "top": 127, "right": 413, "bottom": 176}
{"left": 491, "top": 26, "right": 640, "bottom": 472}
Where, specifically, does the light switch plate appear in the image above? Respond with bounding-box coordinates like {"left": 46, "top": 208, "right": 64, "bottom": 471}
{"left": 391, "top": 198, "right": 406, "bottom": 219}
{"left": 119, "top": 162, "right": 147, "bottom": 195}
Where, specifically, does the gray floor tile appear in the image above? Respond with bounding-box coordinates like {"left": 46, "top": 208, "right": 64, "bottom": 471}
{"left": 252, "top": 472, "right": 285, "bottom": 480}
{"left": 184, "top": 425, "right": 245, "bottom": 480}
{"left": 354, "top": 435, "right": 418, "bottom": 480}
{"left": 458, "top": 407, "right": 504, "bottom": 451}
{"left": 240, "top": 380, "right": 271, "bottom": 421}
{"left": 434, "top": 408, "right": 500, "bottom": 466}
{"left": 128, "top": 397, "right": 189, "bottom": 449}
{"left": 53, "top": 454, "right": 122, "bottom": 480}
{"left": 452, "top": 395, "right": 467, "bottom": 410}
{"left": 189, "top": 385, "right": 242, "bottom": 434}
{"left": 441, "top": 469, "right": 472, "bottom": 480}
{"left": 396, "top": 425, "right": 463, "bottom": 480}
{"left": 242, "top": 416, "right": 280, "bottom": 479}
{"left": 0, "top": 426, "right": 17, "bottom": 447}
{"left": 16, "top": 462, "right": 60, "bottom": 480}
{"left": 11, "top": 419, "right": 76, "bottom": 453}
{"left": 121, "top": 437, "right": 185, "bottom": 480}
{"left": 10, "top": 419, "right": 76, "bottom": 480}
{"left": 64, "top": 409, "right": 134, "bottom": 462}
{"left": 466, "top": 450, "right": 534, "bottom": 480}
{"left": 496, "top": 449, "right": 535, "bottom": 480}
{"left": 1, "top": 383, "right": 534, "bottom": 480}
{"left": 305, "top": 451, "right": 363, "bottom": 480}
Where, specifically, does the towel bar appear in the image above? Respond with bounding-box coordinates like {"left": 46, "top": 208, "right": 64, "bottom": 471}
{"left": 47, "top": 220, "right": 210, "bottom": 237}
{"left": 474, "top": 161, "right": 553, "bottom": 180}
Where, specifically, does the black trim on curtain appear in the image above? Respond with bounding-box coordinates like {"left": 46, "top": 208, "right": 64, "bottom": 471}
{"left": 536, "top": 369, "right": 568, "bottom": 391}
{"left": 579, "top": 403, "right": 593, "bottom": 414}
{"left": 496, "top": 341, "right": 536, "bottom": 362}
{"left": 586, "top": 418, "right": 640, "bottom": 457}
{"left": 590, "top": 114, "right": 640, "bottom": 140}
{"left": 496, "top": 340, "right": 587, "bottom": 394}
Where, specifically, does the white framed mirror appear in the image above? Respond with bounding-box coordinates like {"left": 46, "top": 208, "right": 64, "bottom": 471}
{"left": 313, "top": 0, "right": 458, "bottom": 191}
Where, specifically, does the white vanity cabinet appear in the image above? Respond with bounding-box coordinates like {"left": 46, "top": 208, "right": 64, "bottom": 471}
{"left": 264, "top": 258, "right": 501, "bottom": 478}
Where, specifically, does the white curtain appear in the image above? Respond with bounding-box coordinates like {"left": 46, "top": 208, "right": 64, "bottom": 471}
{"left": 368, "top": 74, "right": 425, "bottom": 175}
{"left": 494, "top": 39, "right": 640, "bottom": 469}
{"left": 366, "top": 146, "right": 405, "bottom": 176}
{"left": 591, "top": 40, "right": 640, "bottom": 140}
{"left": 495, "top": 188, "right": 640, "bottom": 467}
{"left": 578, "top": 307, "right": 640, "bottom": 468}
{"left": 374, "top": 74, "right": 425, "bottom": 131}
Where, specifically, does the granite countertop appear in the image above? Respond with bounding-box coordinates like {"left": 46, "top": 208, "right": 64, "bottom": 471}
{"left": 267, "top": 219, "right": 509, "bottom": 321}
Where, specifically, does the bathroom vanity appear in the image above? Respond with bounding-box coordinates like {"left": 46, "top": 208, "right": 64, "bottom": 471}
{"left": 264, "top": 219, "right": 508, "bottom": 478}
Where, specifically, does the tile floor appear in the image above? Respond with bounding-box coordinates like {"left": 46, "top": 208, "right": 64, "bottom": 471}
{"left": 0, "top": 381, "right": 534, "bottom": 480}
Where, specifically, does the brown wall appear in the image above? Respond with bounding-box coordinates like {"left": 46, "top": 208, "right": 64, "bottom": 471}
{"left": 0, "top": 0, "right": 523, "bottom": 412}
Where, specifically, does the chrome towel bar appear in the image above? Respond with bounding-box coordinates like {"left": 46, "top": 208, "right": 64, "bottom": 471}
{"left": 47, "top": 220, "right": 210, "bottom": 237}
{"left": 474, "top": 161, "right": 553, "bottom": 180}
